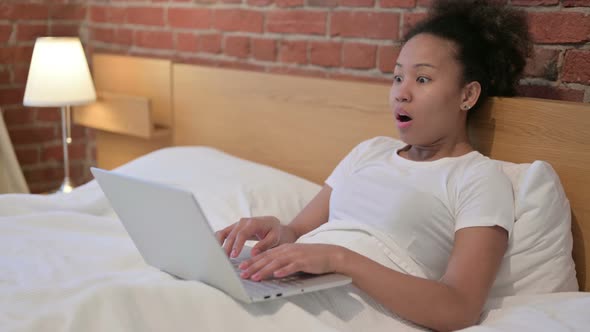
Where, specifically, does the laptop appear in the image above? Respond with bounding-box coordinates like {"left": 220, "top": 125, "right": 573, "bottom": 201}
{"left": 90, "top": 167, "right": 352, "bottom": 303}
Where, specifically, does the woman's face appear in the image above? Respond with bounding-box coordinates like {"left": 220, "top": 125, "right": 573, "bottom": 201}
{"left": 390, "top": 33, "right": 468, "bottom": 146}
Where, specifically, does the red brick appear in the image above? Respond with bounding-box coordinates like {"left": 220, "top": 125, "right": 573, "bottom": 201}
{"left": 342, "top": 42, "right": 377, "bottom": 69}
{"left": 113, "top": 28, "right": 133, "bottom": 45}
{"left": 8, "top": 126, "right": 58, "bottom": 145}
{"left": 0, "top": 4, "right": 49, "bottom": 20}
{"left": 248, "top": 0, "right": 274, "bottom": 6}
{"left": 14, "top": 147, "right": 39, "bottom": 166}
{"left": 563, "top": 0, "right": 590, "bottom": 6}
{"left": 90, "top": 5, "right": 126, "bottom": 24}
{"left": 168, "top": 8, "right": 211, "bottom": 29}
{"left": 380, "top": 0, "right": 416, "bottom": 8}
{"left": 0, "top": 24, "right": 12, "bottom": 43}
{"left": 378, "top": 45, "right": 400, "bottom": 73}
{"left": 0, "top": 67, "right": 9, "bottom": 85}
{"left": 562, "top": 49, "right": 590, "bottom": 84}
{"left": 279, "top": 40, "right": 308, "bottom": 64}
{"left": 42, "top": 143, "right": 86, "bottom": 162}
{"left": 213, "top": 10, "right": 264, "bottom": 33}
{"left": 310, "top": 41, "right": 341, "bottom": 67}
{"left": 276, "top": 0, "right": 304, "bottom": 6}
{"left": 12, "top": 65, "right": 29, "bottom": 85}
{"left": 49, "top": 4, "right": 86, "bottom": 20}
{"left": 65, "top": 125, "right": 87, "bottom": 140}
{"left": 91, "top": 27, "right": 114, "bottom": 43}
{"left": 417, "top": 0, "right": 432, "bottom": 6}
{"left": 512, "top": 0, "right": 558, "bottom": 5}
{"left": 16, "top": 24, "right": 49, "bottom": 42}
{"left": 331, "top": 12, "right": 399, "bottom": 40}
{"left": 35, "top": 107, "right": 61, "bottom": 122}
{"left": 402, "top": 12, "right": 427, "bottom": 38}
{"left": 517, "top": 85, "right": 584, "bottom": 102}
{"left": 135, "top": 30, "right": 174, "bottom": 49}
{"left": 528, "top": 12, "right": 590, "bottom": 44}
{"left": 267, "top": 11, "right": 327, "bottom": 35}
{"left": 308, "top": 0, "right": 341, "bottom": 7}
{"left": 225, "top": 36, "right": 250, "bottom": 58}
{"left": 0, "top": 46, "right": 34, "bottom": 65}
{"left": 1, "top": 107, "right": 35, "bottom": 126}
{"left": 252, "top": 38, "right": 277, "bottom": 61}
{"left": 341, "top": 0, "right": 375, "bottom": 6}
{"left": 177, "top": 33, "right": 198, "bottom": 52}
{"left": 199, "top": 33, "right": 222, "bottom": 54}
{"left": 126, "top": 7, "right": 165, "bottom": 26}
{"left": 308, "top": 0, "right": 374, "bottom": 6}
{"left": 524, "top": 47, "right": 560, "bottom": 80}
{"left": 23, "top": 167, "right": 65, "bottom": 184}
{"left": 0, "top": 87, "right": 23, "bottom": 105}
{"left": 50, "top": 24, "right": 80, "bottom": 37}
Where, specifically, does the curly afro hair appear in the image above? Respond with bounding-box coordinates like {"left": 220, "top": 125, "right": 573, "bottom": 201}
{"left": 404, "top": 0, "right": 532, "bottom": 111}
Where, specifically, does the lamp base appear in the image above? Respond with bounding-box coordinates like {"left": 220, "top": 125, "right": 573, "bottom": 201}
{"left": 55, "top": 177, "right": 74, "bottom": 194}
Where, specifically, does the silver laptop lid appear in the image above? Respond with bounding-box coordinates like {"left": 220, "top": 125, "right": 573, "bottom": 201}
{"left": 90, "top": 167, "right": 250, "bottom": 302}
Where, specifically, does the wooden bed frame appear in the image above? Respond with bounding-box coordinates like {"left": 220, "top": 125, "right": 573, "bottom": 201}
{"left": 76, "top": 54, "right": 590, "bottom": 292}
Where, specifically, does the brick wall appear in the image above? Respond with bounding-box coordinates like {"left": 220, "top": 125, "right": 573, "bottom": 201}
{"left": 0, "top": 1, "right": 94, "bottom": 193}
{"left": 2, "top": 0, "right": 590, "bottom": 193}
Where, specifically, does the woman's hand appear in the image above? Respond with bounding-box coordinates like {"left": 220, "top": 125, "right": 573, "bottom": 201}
{"left": 237, "top": 243, "right": 347, "bottom": 281}
{"left": 215, "top": 216, "right": 298, "bottom": 258}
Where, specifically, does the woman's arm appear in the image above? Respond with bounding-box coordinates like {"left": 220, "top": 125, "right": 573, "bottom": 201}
{"left": 338, "top": 226, "right": 508, "bottom": 331}
{"left": 241, "top": 225, "right": 507, "bottom": 331}
{"left": 283, "top": 184, "right": 332, "bottom": 242}
{"left": 217, "top": 184, "right": 333, "bottom": 257}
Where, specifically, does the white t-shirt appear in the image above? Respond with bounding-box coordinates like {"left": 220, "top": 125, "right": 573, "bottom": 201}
{"left": 326, "top": 136, "right": 514, "bottom": 279}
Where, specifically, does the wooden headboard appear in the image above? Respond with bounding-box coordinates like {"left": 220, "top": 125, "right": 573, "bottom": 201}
{"left": 83, "top": 54, "right": 590, "bottom": 291}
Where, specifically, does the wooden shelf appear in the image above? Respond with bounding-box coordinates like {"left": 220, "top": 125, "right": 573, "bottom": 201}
{"left": 73, "top": 90, "right": 170, "bottom": 139}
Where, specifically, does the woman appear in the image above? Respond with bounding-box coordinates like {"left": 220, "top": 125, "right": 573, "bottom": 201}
{"left": 216, "top": 0, "right": 531, "bottom": 330}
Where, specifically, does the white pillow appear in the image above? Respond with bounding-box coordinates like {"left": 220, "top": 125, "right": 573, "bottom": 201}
{"left": 111, "top": 146, "right": 322, "bottom": 232}
{"left": 491, "top": 160, "right": 579, "bottom": 297}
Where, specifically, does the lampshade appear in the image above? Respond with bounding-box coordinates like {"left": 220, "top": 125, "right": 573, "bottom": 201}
{"left": 23, "top": 37, "right": 96, "bottom": 107}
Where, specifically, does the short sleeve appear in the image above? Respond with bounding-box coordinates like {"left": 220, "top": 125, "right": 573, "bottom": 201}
{"left": 455, "top": 161, "right": 515, "bottom": 236}
{"left": 325, "top": 137, "right": 396, "bottom": 190}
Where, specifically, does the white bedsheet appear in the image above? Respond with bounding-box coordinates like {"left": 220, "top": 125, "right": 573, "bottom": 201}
{"left": 1, "top": 186, "right": 589, "bottom": 332}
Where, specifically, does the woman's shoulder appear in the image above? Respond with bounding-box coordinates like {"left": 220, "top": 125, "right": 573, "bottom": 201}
{"left": 344, "top": 136, "right": 405, "bottom": 165}
{"left": 356, "top": 136, "right": 406, "bottom": 152}
{"left": 459, "top": 152, "right": 512, "bottom": 185}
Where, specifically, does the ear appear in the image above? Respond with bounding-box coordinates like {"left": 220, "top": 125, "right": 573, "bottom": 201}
{"left": 460, "top": 81, "right": 481, "bottom": 112}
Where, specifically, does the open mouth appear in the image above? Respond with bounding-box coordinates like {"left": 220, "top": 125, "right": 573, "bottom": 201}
{"left": 396, "top": 114, "right": 413, "bottom": 122}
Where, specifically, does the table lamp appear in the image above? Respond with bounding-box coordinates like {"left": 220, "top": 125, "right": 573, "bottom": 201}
{"left": 23, "top": 37, "right": 96, "bottom": 193}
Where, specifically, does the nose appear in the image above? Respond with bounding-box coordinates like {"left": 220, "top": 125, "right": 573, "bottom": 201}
{"left": 391, "top": 81, "right": 411, "bottom": 103}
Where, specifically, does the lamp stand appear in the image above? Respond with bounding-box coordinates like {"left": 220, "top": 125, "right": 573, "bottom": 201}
{"left": 57, "top": 105, "right": 74, "bottom": 193}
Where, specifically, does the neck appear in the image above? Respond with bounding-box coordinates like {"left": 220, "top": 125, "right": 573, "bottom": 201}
{"left": 401, "top": 130, "right": 474, "bottom": 162}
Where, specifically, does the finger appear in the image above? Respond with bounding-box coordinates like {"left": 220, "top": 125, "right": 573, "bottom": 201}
{"left": 215, "top": 225, "right": 233, "bottom": 245}
{"left": 223, "top": 225, "right": 241, "bottom": 256}
{"left": 250, "top": 258, "right": 289, "bottom": 281}
{"left": 231, "top": 231, "right": 251, "bottom": 258}
{"left": 240, "top": 251, "right": 276, "bottom": 279}
{"left": 251, "top": 231, "right": 278, "bottom": 256}
{"left": 273, "top": 262, "right": 299, "bottom": 278}
{"left": 239, "top": 246, "right": 270, "bottom": 270}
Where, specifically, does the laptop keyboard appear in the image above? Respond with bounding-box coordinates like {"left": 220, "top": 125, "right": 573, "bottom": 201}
{"left": 230, "top": 257, "right": 307, "bottom": 297}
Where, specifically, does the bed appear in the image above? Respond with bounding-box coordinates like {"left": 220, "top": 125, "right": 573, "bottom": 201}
{"left": 1, "top": 54, "right": 589, "bottom": 331}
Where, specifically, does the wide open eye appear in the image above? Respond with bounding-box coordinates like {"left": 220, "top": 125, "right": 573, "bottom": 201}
{"left": 417, "top": 76, "right": 431, "bottom": 84}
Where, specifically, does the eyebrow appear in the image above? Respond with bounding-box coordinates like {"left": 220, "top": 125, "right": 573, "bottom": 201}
{"left": 395, "top": 63, "right": 437, "bottom": 69}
